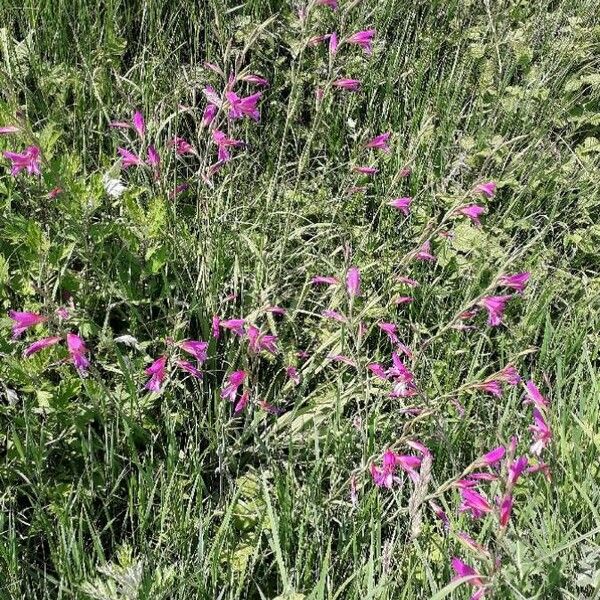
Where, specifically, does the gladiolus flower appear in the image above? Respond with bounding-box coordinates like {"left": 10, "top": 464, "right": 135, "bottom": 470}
{"left": 499, "top": 494, "right": 513, "bottom": 527}
{"left": 180, "top": 340, "right": 208, "bottom": 363}
{"left": 498, "top": 364, "right": 520, "bottom": 385}
{"left": 0, "top": 125, "right": 19, "bottom": 135}
{"left": 266, "top": 306, "right": 286, "bottom": 315}
{"left": 459, "top": 488, "right": 492, "bottom": 518}
{"left": 258, "top": 399, "right": 284, "bottom": 415}
{"left": 247, "top": 325, "right": 278, "bottom": 354}
{"left": 394, "top": 296, "right": 413, "bottom": 305}
{"left": 234, "top": 390, "right": 250, "bottom": 413}
{"left": 328, "top": 32, "right": 338, "bottom": 55}
{"left": 23, "top": 336, "right": 61, "bottom": 357}
{"left": 66, "top": 333, "right": 89, "bottom": 372}
{"left": 456, "top": 204, "right": 485, "bottom": 226}
{"left": 498, "top": 272, "right": 530, "bottom": 293}
{"left": 456, "top": 532, "right": 490, "bottom": 558}
{"left": 56, "top": 307, "right": 69, "bottom": 320}
{"left": 132, "top": 111, "right": 145, "bottom": 138}
{"left": 322, "top": 309, "right": 347, "bottom": 322}
{"left": 145, "top": 356, "right": 167, "bottom": 392}
{"left": 225, "top": 91, "right": 261, "bottom": 121}
{"left": 478, "top": 295, "right": 511, "bottom": 326}
{"left": 397, "top": 275, "right": 419, "bottom": 287}
{"left": 9, "top": 310, "right": 47, "bottom": 338}
{"left": 3, "top": 145, "right": 42, "bottom": 176}
{"left": 316, "top": 0, "right": 338, "bottom": 9}
{"left": 169, "top": 136, "right": 196, "bottom": 155}
{"left": 285, "top": 366, "right": 300, "bottom": 385}
{"left": 367, "top": 363, "right": 388, "bottom": 379}
{"left": 346, "top": 29, "right": 376, "bottom": 54}
{"left": 109, "top": 121, "right": 131, "bottom": 129}
{"left": 475, "top": 446, "right": 505, "bottom": 467}
{"left": 507, "top": 455, "right": 528, "bottom": 486}
{"left": 353, "top": 165, "right": 378, "bottom": 175}
{"left": 117, "top": 148, "right": 143, "bottom": 168}
{"left": 523, "top": 380, "right": 549, "bottom": 410}
{"left": 176, "top": 360, "right": 203, "bottom": 379}
{"left": 530, "top": 408, "right": 552, "bottom": 455}
{"left": 378, "top": 321, "right": 398, "bottom": 344}
{"left": 346, "top": 267, "right": 361, "bottom": 297}
{"left": 146, "top": 146, "right": 160, "bottom": 169}
{"left": 311, "top": 275, "right": 339, "bottom": 285}
{"left": 220, "top": 318, "right": 246, "bottom": 336}
{"left": 415, "top": 240, "right": 436, "bottom": 262}
{"left": 333, "top": 78, "right": 361, "bottom": 91}
{"left": 451, "top": 557, "right": 484, "bottom": 587}
{"left": 212, "top": 129, "right": 243, "bottom": 162}
{"left": 212, "top": 315, "right": 221, "bottom": 339}
{"left": 526, "top": 462, "right": 551, "bottom": 480}
{"left": 475, "top": 181, "right": 496, "bottom": 197}
{"left": 240, "top": 74, "right": 269, "bottom": 87}
{"left": 389, "top": 197, "right": 412, "bottom": 216}
{"left": 202, "top": 104, "right": 218, "bottom": 126}
{"left": 365, "top": 132, "right": 390, "bottom": 152}
{"left": 221, "top": 370, "right": 246, "bottom": 401}
{"left": 472, "top": 380, "right": 502, "bottom": 397}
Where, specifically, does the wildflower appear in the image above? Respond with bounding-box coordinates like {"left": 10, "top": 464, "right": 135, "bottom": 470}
{"left": 507, "top": 456, "right": 528, "bottom": 486}
{"left": 353, "top": 165, "right": 378, "bottom": 175}
{"left": 397, "top": 275, "right": 419, "bottom": 287}
{"left": 526, "top": 462, "right": 551, "bottom": 480}
{"left": 3, "top": 145, "right": 42, "bottom": 176}
{"left": 169, "top": 183, "right": 189, "bottom": 198}
{"left": 212, "top": 129, "right": 243, "bottom": 162}
{"left": 316, "top": 0, "right": 338, "bottom": 9}
{"left": 103, "top": 174, "right": 126, "bottom": 198}
{"left": 456, "top": 532, "right": 490, "bottom": 558}
{"left": 399, "top": 166, "right": 411, "bottom": 177}
{"left": 472, "top": 380, "right": 503, "bottom": 397}
{"left": 220, "top": 318, "right": 246, "bottom": 336}
{"left": 394, "top": 296, "right": 413, "bottom": 305}
{"left": 524, "top": 380, "right": 549, "bottom": 410}
{"left": 145, "top": 356, "right": 167, "bottom": 392}
{"left": 202, "top": 85, "right": 222, "bottom": 106}
{"left": 466, "top": 472, "right": 498, "bottom": 482}
{"left": 350, "top": 475, "right": 358, "bottom": 507}
{"left": 430, "top": 501, "right": 449, "bottom": 527}
{"left": 451, "top": 557, "right": 484, "bottom": 588}
{"left": 202, "top": 103, "right": 218, "bottom": 126}
{"left": 499, "top": 494, "right": 513, "bottom": 527}
{"left": 132, "top": 111, "right": 145, "bottom": 138}
{"left": 477, "top": 295, "right": 511, "bottom": 326}
{"left": 212, "top": 315, "right": 221, "bottom": 339}
{"left": 258, "top": 399, "right": 284, "bottom": 415}
{"left": 147, "top": 146, "right": 160, "bottom": 169}
{"left": 459, "top": 488, "right": 492, "bottom": 518}
{"left": 475, "top": 181, "right": 496, "bottom": 197}
{"left": 475, "top": 446, "right": 505, "bottom": 467}
{"left": 309, "top": 34, "right": 328, "bottom": 46}
{"left": 378, "top": 321, "right": 398, "bottom": 344}
{"left": 370, "top": 451, "right": 398, "bottom": 488}
{"left": 48, "top": 187, "right": 62, "bottom": 198}
{"left": 365, "top": 132, "right": 390, "bottom": 152}
{"left": 240, "top": 74, "right": 269, "bottom": 87}
{"left": 180, "top": 340, "right": 209, "bottom": 363}
{"left": 169, "top": 136, "right": 196, "bottom": 155}
{"left": 333, "top": 78, "right": 361, "bottom": 91}
{"left": 8, "top": 310, "right": 47, "bottom": 338}
{"left": 367, "top": 363, "right": 388, "bottom": 379}
{"left": 346, "top": 29, "right": 376, "bottom": 54}
{"left": 0, "top": 125, "right": 19, "bottom": 135}
{"left": 530, "top": 408, "right": 552, "bottom": 455}
{"left": 322, "top": 309, "right": 348, "bottom": 323}
{"left": 286, "top": 366, "right": 300, "bottom": 385}
{"left": 225, "top": 91, "right": 261, "bottom": 121}
{"left": 415, "top": 240, "right": 436, "bottom": 262}
{"left": 234, "top": 390, "right": 250, "bottom": 413}
{"left": 23, "top": 336, "right": 61, "bottom": 357}
{"left": 220, "top": 370, "right": 246, "bottom": 401}
{"left": 56, "top": 307, "right": 69, "bottom": 320}
{"left": 247, "top": 325, "right": 278, "bottom": 354}
{"left": 389, "top": 197, "right": 412, "bottom": 216}
{"left": 329, "top": 32, "right": 339, "bottom": 55}
{"left": 66, "top": 333, "right": 89, "bottom": 372}
{"left": 456, "top": 204, "right": 485, "bottom": 226}
{"left": 176, "top": 359, "right": 203, "bottom": 379}
{"left": 109, "top": 120, "right": 131, "bottom": 129}
{"left": 346, "top": 266, "right": 361, "bottom": 297}
{"left": 297, "top": 349, "right": 311, "bottom": 360}
{"left": 498, "top": 364, "right": 520, "bottom": 386}
{"left": 117, "top": 147, "right": 143, "bottom": 168}
{"left": 498, "top": 272, "right": 530, "bottom": 293}
{"left": 311, "top": 275, "right": 339, "bottom": 285}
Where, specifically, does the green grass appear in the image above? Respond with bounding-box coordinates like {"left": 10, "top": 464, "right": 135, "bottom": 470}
{"left": 1, "top": 0, "right": 600, "bottom": 598}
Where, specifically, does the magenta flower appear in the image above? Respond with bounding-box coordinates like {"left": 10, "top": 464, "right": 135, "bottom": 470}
{"left": 346, "top": 29, "right": 376, "bottom": 54}
{"left": 221, "top": 370, "right": 246, "bottom": 401}
{"left": 285, "top": 366, "right": 300, "bottom": 385}
{"left": 212, "top": 315, "right": 221, "bottom": 339}
{"left": 397, "top": 275, "right": 419, "bottom": 287}
{"left": 499, "top": 494, "right": 513, "bottom": 527}
{"left": 430, "top": 501, "right": 449, "bottom": 527}
{"left": 145, "top": 356, "right": 167, "bottom": 392}
{"left": 0, "top": 125, "right": 19, "bottom": 135}
{"left": 498, "top": 272, "right": 530, "bottom": 293}
{"left": 109, "top": 120, "right": 131, "bottom": 129}
{"left": 346, "top": 266, "right": 361, "bottom": 297}
{"left": 225, "top": 91, "right": 261, "bottom": 121}
{"left": 456, "top": 204, "right": 485, "bottom": 226}
{"left": 333, "top": 78, "right": 361, "bottom": 91}
{"left": 66, "top": 333, "right": 89, "bottom": 372}
{"left": 247, "top": 325, "right": 278, "bottom": 354}
{"left": 258, "top": 399, "right": 284, "bottom": 415}
{"left": 473, "top": 380, "right": 502, "bottom": 397}
{"left": 394, "top": 296, "right": 414, "bottom": 305}
{"left": 180, "top": 339, "right": 208, "bottom": 363}
{"left": 353, "top": 165, "right": 378, "bottom": 175}
{"left": 311, "top": 275, "right": 339, "bottom": 285}
{"left": 56, "top": 307, "right": 69, "bottom": 320}
{"left": 377, "top": 322, "right": 399, "bottom": 344}
{"left": 23, "top": 336, "right": 61, "bottom": 357}
{"left": 176, "top": 359, "right": 203, "bottom": 379}
{"left": 508, "top": 455, "right": 528, "bottom": 486}
{"left": 146, "top": 146, "right": 160, "bottom": 169}
{"left": 498, "top": 364, "right": 520, "bottom": 385}
{"left": 451, "top": 557, "right": 484, "bottom": 587}
{"left": 322, "top": 309, "right": 347, "bottom": 323}
{"left": 456, "top": 533, "right": 490, "bottom": 559}
{"left": 370, "top": 456, "right": 397, "bottom": 488}
{"left": 316, "top": 0, "right": 338, "bottom": 9}
{"left": 478, "top": 295, "right": 511, "bottom": 326}
{"left": 365, "top": 132, "right": 390, "bottom": 152}
{"left": 220, "top": 318, "right": 246, "bottom": 336}
{"left": 523, "top": 380, "right": 549, "bottom": 410}
{"left": 117, "top": 147, "right": 143, "bottom": 169}
{"left": 308, "top": 34, "right": 328, "bottom": 46}
{"left": 234, "top": 390, "right": 250, "bottom": 413}
{"left": 328, "top": 32, "right": 339, "bottom": 55}
{"left": 212, "top": 130, "right": 243, "bottom": 162}
{"left": 475, "top": 445, "right": 505, "bottom": 466}
{"left": 460, "top": 488, "right": 492, "bottom": 518}
{"left": 240, "top": 74, "right": 269, "bottom": 87}
{"left": 530, "top": 408, "right": 552, "bottom": 455}
{"left": 367, "top": 363, "right": 388, "bottom": 380}
{"left": 202, "top": 103, "right": 218, "bottom": 126}
{"left": 3, "top": 145, "right": 42, "bottom": 176}
{"left": 132, "top": 111, "right": 145, "bottom": 138}
{"left": 169, "top": 136, "right": 196, "bottom": 155}
{"left": 415, "top": 240, "right": 436, "bottom": 262}
{"left": 9, "top": 310, "right": 47, "bottom": 338}
{"left": 475, "top": 181, "right": 496, "bottom": 197}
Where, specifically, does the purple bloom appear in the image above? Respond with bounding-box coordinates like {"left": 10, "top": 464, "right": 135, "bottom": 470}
{"left": 389, "top": 196, "right": 412, "bottom": 215}
{"left": 169, "top": 136, "right": 196, "bottom": 155}
{"left": 415, "top": 240, "right": 436, "bottom": 262}
{"left": 23, "top": 336, "right": 61, "bottom": 357}
{"left": 365, "top": 132, "right": 390, "bottom": 152}
{"left": 498, "top": 272, "right": 530, "bottom": 293}
{"left": 499, "top": 494, "right": 513, "bottom": 527}
{"left": 212, "top": 315, "right": 221, "bottom": 339}
{"left": 507, "top": 455, "right": 528, "bottom": 486}
{"left": 220, "top": 318, "right": 246, "bottom": 337}
{"left": 180, "top": 339, "right": 209, "bottom": 364}
{"left": 247, "top": 325, "right": 278, "bottom": 354}
{"left": 147, "top": 146, "right": 160, "bottom": 168}
{"left": 225, "top": 91, "right": 261, "bottom": 121}
{"left": 145, "top": 356, "right": 167, "bottom": 392}
{"left": 3, "top": 146, "right": 42, "bottom": 176}
{"left": 240, "top": 74, "right": 269, "bottom": 87}
{"left": 333, "top": 78, "right": 361, "bottom": 91}
{"left": 475, "top": 445, "right": 505, "bottom": 466}
{"left": 132, "top": 111, "right": 145, "bottom": 138}
{"left": 66, "top": 333, "right": 90, "bottom": 372}
{"left": 266, "top": 306, "right": 286, "bottom": 316}
{"left": 498, "top": 364, "right": 521, "bottom": 385}
{"left": 473, "top": 380, "right": 503, "bottom": 397}
{"left": 117, "top": 147, "right": 143, "bottom": 168}
{"left": 475, "top": 181, "right": 497, "bottom": 197}
{"left": 456, "top": 204, "right": 485, "bottom": 226}
{"left": 397, "top": 275, "right": 419, "bottom": 287}
{"left": 346, "top": 266, "right": 361, "bottom": 297}
{"left": 9, "top": 310, "right": 47, "bottom": 338}
{"left": 285, "top": 366, "right": 300, "bottom": 385}
{"left": 234, "top": 390, "right": 250, "bottom": 413}
{"left": 353, "top": 165, "right": 378, "bottom": 175}
{"left": 530, "top": 408, "right": 552, "bottom": 455}
{"left": 429, "top": 501, "right": 449, "bottom": 528}
{"left": 459, "top": 488, "right": 492, "bottom": 518}
{"left": 321, "top": 309, "right": 347, "bottom": 323}
{"left": 377, "top": 322, "right": 398, "bottom": 344}
{"left": 478, "top": 295, "right": 512, "bottom": 326}
{"left": 176, "top": 359, "right": 203, "bottom": 379}
{"left": 315, "top": 0, "right": 338, "bottom": 9}
{"left": 523, "top": 380, "right": 549, "bottom": 410}
{"left": 221, "top": 370, "right": 246, "bottom": 401}
{"left": 0, "top": 125, "right": 19, "bottom": 135}
{"left": 202, "top": 103, "right": 218, "bottom": 126}
{"left": 367, "top": 363, "right": 388, "bottom": 380}
{"left": 328, "top": 32, "right": 339, "bottom": 55}
{"left": 311, "top": 275, "right": 339, "bottom": 286}
{"left": 346, "top": 29, "right": 376, "bottom": 54}
{"left": 451, "top": 557, "right": 484, "bottom": 587}
{"left": 212, "top": 130, "right": 243, "bottom": 162}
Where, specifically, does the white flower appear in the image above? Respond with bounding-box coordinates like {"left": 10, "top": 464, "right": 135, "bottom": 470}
{"left": 103, "top": 174, "right": 126, "bottom": 198}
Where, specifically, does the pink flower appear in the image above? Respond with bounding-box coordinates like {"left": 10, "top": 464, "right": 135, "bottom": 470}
{"left": 370, "top": 461, "right": 396, "bottom": 488}
{"left": 176, "top": 359, "right": 203, "bottom": 379}
{"left": 396, "top": 275, "right": 419, "bottom": 287}
{"left": 353, "top": 165, "right": 378, "bottom": 175}
{"left": 451, "top": 557, "right": 484, "bottom": 587}
{"left": 478, "top": 295, "right": 511, "bottom": 326}
{"left": 459, "top": 488, "right": 492, "bottom": 518}
{"left": 472, "top": 380, "right": 502, "bottom": 397}
{"left": 145, "top": 356, "right": 167, "bottom": 392}
{"left": 508, "top": 456, "right": 528, "bottom": 486}
{"left": 212, "top": 129, "right": 243, "bottom": 162}
{"left": 285, "top": 366, "right": 300, "bottom": 385}
{"left": 456, "top": 532, "right": 490, "bottom": 558}
{"left": 456, "top": 204, "right": 485, "bottom": 226}
{"left": 23, "top": 336, "right": 61, "bottom": 357}
{"left": 475, "top": 445, "right": 505, "bottom": 466}
{"left": 258, "top": 399, "right": 284, "bottom": 415}
{"left": 234, "top": 390, "right": 250, "bottom": 413}
{"left": 212, "top": 315, "right": 221, "bottom": 339}
{"left": 328, "top": 32, "right": 339, "bottom": 55}
{"left": 498, "top": 364, "right": 520, "bottom": 386}
{"left": 169, "top": 136, "right": 196, "bottom": 155}
{"left": 475, "top": 181, "right": 496, "bottom": 197}
{"left": 56, "top": 307, "right": 69, "bottom": 320}
{"left": 66, "top": 333, "right": 89, "bottom": 372}
{"left": 169, "top": 182, "right": 189, "bottom": 198}
{"left": 0, "top": 125, "right": 20, "bottom": 135}
{"left": 221, "top": 370, "right": 246, "bottom": 401}
{"left": 365, "top": 132, "right": 390, "bottom": 152}
{"left": 117, "top": 147, "right": 143, "bottom": 168}
{"left": 48, "top": 187, "right": 62, "bottom": 198}
{"left": 309, "top": 35, "right": 328, "bottom": 46}
{"left": 377, "top": 322, "right": 399, "bottom": 344}
{"left": 202, "top": 84, "right": 222, "bottom": 106}
{"left": 498, "top": 272, "right": 530, "bottom": 293}
{"left": 389, "top": 196, "right": 412, "bottom": 216}
{"left": 240, "top": 74, "right": 269, "bottom": 87}
{"left": 523, "top": 380, "right": 549, "bottom": 410}
{"left": 311, "top": 275, "right": 339, "bottom": 285}
{"left": 322, "top": 309, "right": 348, "bottom": 323}
{"left": 202, "top": 104, "right": 218, "bottom": 126}
{"left": 499, "top": 494, "right": 513, "bottom": 527}
{"left": 109, "top": 120, "right": 131, "bottom": 129}
{"left": 415, "top": 240, "right": 436, "bottom": 262}
{"left": 220, "top": 318, "right": 246, "bottom": 336}
{"left": 526, "top": 462, "right": 551, "bottom": 480}
{"left": 132, "top": 111, "right": 145, "bottom": 138}
{"left": 225, "top": 91, "right": 261, "bottom": 121}
{"left": 346, "top": 266, "right": 361, "bottom": 297}
{"left": 3, "top": 146, "right": 42, "bottom": 176}
{"left": 394, "top": 296, "right": 413, "bottom": 305}
{"left": 9, "top": 310, "right": 47, "bottom": 338}
{"left": 180, "top": 340, "right": 209, "bottom": 363}
{"left": 316, "top": 0, "right": 338, "bottom": 9}
{"left": 247, "top": 325, "right": 278, "bottom": 354}
{"left": 346, "top": 29, "right": 376, "bottom": 54}
{"left": 530, "top": 408, "right": 552, "bottom": 455}
{"left": 367, "top": 363, "right": 388, "bottom": 379}
{"left": 333, "top": 78, "right": 361, "bottom": 91}
{"left": 147, "top": 146, "right": 160, "bottom": 169}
